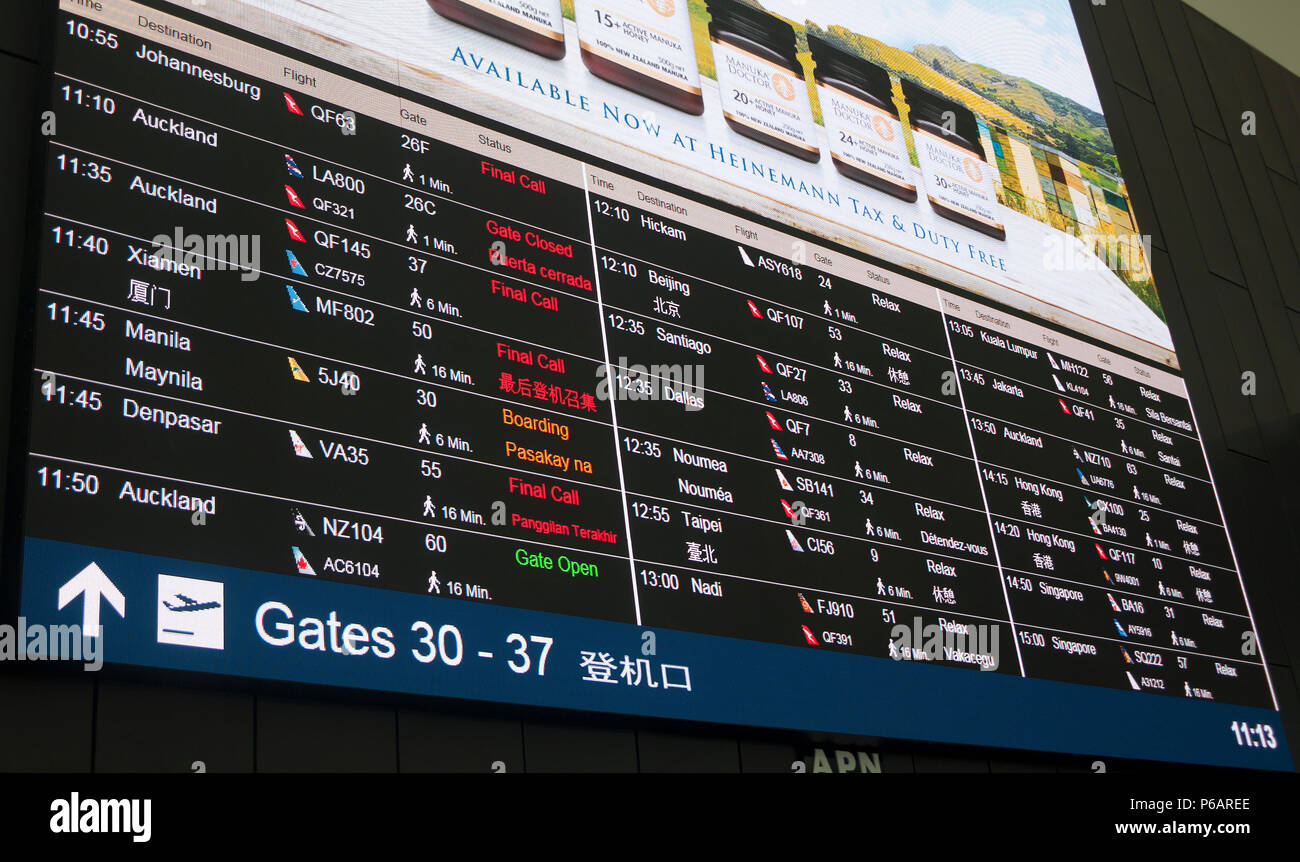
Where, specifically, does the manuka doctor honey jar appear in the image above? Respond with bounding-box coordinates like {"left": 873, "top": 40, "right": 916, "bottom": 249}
{"left": 900, "top": 79, "right": 1006, "bottom": 241}
{"left": 809, "top": 34, "right": 916, "bottom": 202}
{"left": 428, "top": 0, "right": 567, "bottom": 60}
{"left": 575, "top": 0, "right": 705, "bottom": 114}
{"left": 706, "top": 0, "right": 820, "bottom": 162}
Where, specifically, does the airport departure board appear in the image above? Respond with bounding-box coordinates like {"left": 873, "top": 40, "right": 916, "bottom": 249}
{"left": 13, "top": 0, "right": 1290, "bottom": 768}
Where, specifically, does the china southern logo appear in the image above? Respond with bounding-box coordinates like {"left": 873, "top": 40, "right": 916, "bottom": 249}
{"left": 156, "top": 574, "right": 224, "bottom": 650}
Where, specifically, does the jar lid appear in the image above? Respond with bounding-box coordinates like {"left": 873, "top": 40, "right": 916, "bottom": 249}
{"left": 706, "top": 0, "right": 799, "bottom": 66}
{"left": 807, "top": 34, "right": 894, "bottom": 107}
{"left": 899, "top": 79, "right": 981, "bottom": 149}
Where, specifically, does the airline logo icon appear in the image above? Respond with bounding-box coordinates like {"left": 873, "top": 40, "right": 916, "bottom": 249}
{"left": 765, "top": 411, "right": 782, "bottom": 431}
{"left": 797, "top": 592, "right": 813, "bottom": 613}
{"left": 283, "top": 91, "right": 304, "bottom": 116}
{"left": 286, "top": 249, "right": 308, "bottom": 276}
{"left": 775, "top": 468, "right": 793, "bottom": 491}
{"left": 785, "top": 529, "right": 803, "bottom": 551}
{"left": 1094, "top": 543, "right": 1108, "bottom": 560}
{"left": 284, "top": 185, "right": 306, "bottom": 209}
{"left": 1058, "top": 398, "right": 1072, "bottom": 415}
{"left": 1121, "top": 646, "right": 1133, "bottom": 664}
{"left": 1047, "top": 352, "right": 1061, "bottom": 371}
{"left": 1075, "top": 468, "right": 1089, "bottom": 486}
{"left": 286, "top": 285, "right": 310, "bottom": 312}
{"left": 761, "top": 382, "right": 777, "bottom": 402}
{"left": 292, "top": 507, "right": 315, "bottom": 536}
{"left": 800, "top": 625, "right": 818, "bottom": 646}
{"left": 771, "top": 439, "right": 789, "bottom": 460}
{"left": 289, "top": 428, "right": 313, "bottom": 457}
{"left": 780, "top": 499, "right": 798, "bottom": 520}
{"left": 288, "top": 356, "right": 310, "bottom": 382}
{"left": 292, "top": 546, "right": 316, "bottom": 576}
{"left": 284, "top": 154, "right": 303, "bottom": 178}
{"left": 1052, "top": 374, "right": 1066, "bottom": 392}
{"left": 1125, "top": 670, "right": 1141, "bottom": 691}
{"left": 756, "top": 354, "right": 773, "bottom": 374}
{"left": 1107, "top": 593, "right": 1122, "bottom": 612}
{"left": 156, "top": 574, "right": 224, "bottom": 650}
{"left": 747, "top": 299, "right": 763, "bottom": 319}
{"left": 285, "top": 218, "right": 307, "bottom": 243}
{"left": 1113, "top": 618, "right": 1128, "bottom": 637}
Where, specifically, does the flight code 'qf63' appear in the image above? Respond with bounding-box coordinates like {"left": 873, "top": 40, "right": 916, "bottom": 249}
{"left": 254, "top": 601, "right": 553, "bottom": 673}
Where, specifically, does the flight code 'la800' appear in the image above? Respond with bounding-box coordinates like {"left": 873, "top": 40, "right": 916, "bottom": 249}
{"left": 254, "top": 601, "right": 553, "bottom": 673}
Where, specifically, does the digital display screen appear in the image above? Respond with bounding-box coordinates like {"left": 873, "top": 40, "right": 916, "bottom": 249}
{"left": 16, "top": 0, "right": 1289, "bottom": 768}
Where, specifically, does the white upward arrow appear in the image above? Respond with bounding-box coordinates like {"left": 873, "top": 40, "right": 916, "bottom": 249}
{"left": 57, "top": 562, "right": 125, "bottom": 636}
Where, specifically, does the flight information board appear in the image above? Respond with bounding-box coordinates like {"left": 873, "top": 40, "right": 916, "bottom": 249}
{"left": 12, "top": 0, "right": 1290, "bottom": 769}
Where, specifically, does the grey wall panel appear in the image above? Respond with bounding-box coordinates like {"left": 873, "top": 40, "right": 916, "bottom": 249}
{"left": 1122, "top": 0, "right": 1198, "bottom": 133}
{"left": 1195, "top": 23, "right": 1293, "bottom": 184}
{"left": 256, "top": 696, "right": 397, "bottom": 773}
{"left": 1267, "top": 663, "right": 1300, "bottom": 772}
{"left": 636, "top": 730, "right": 740, "bottom": 773}
{"left": 397, "top": 709, "right": 523, "bottom": 773}
{"left": 1113, "top": 84, "right": 1243, "bottom": 287}
{"left": 877, "top": 751, "right": 916, "bottom": 773}
{"left": 1142, "top": 249, "right": 1224, "bottom": 448}
{"left": 1211, "top": 454, "right": 1298, "bottom": 670}
{"left": 912, "top": 753, "right": 990, "bottom": 773}
{"left": 1113, "top": 90, "right": 1262, "bottom": 458}
{"left": 1270, "top": 172, "right": 1300, "bottom": 268}
{"left": 1070, "top": 0, "right": 1166, "bottom": 250}
{"left": 1215, "top": 22, "right": 1296, "bottom": 185}
{"left": 94, "top": 680, "right": 254, "bottom": 772}
{"left": 1119, "top": 0, "right": 1250, "bottom": 286}
{"left": 1087, "top": 0, "right": 1153, "bottom": 100}
{"left": 521, "top": 722, "right": 637, "bottom": 772}
{"left": 737, "top": 739, "right": 799, "bottom": 773}
{"left": 0, "top": 674, "right": 94, "bottom": 771}
{"left": 1244, "top": 54, "right": 1298, "bottom": 181}
{"left": 1150, "top": 0, "right": 1229, "bottom": 140}
{"left": 989, "top": 757, "right": 1056, "bottom": 773}
{"left": 1179, "top": 276, "right": 1268, "bottom": 457}
{"left": 1207, "top": 277, "right": 1290, "bottom": 454}
{"left": 1196, "top": 118, "right": 1300, "bottom": 318}
{"left": 0, "top": 0, "right": 42, "bottom": 63}
{"left": 1185, "top": 7, "right": 1258, "bottom": 142}
{"left": 1149, "top": 242, "right": 1269, "bottom": 459}
{"left": 1253, "top": 54, "right": 1300, "bottom": 178}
